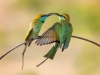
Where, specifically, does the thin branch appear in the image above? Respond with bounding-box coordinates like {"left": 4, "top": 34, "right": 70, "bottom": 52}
{"left": 36, "top": 58, "right": 49, "bottom": 67}
{"left": 71, "top": 35, "right": 100, "bottom": 47}
{"left": 0, "top": 35, "right": 99, "bottom": 68}
{"left": 0, "top": 38, "right": 35, "bottom": 60}
{"left": 0, "top": 41, "right": 27, "bottom": 60}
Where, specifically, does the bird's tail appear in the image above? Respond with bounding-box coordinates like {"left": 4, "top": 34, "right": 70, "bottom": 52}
{"left": 44, "top": 43, "right": 59, "bottom": 60}
{"left": 36, "top": 43, "right": 59, "bottom": 67}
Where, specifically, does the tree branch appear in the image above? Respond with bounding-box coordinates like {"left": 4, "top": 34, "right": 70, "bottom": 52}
{"left": 71, "top": 35, "right": 100, "bottom": 47}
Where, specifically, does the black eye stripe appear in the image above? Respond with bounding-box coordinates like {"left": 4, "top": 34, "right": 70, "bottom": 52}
{"left": 41, "top": 15, "right": 47, "bottom": 17}
{"left": 41, "top": 21, "right": 44, "bottom": 23}
{"left": 59, "top": 15, "right": 66, "bottom": 19}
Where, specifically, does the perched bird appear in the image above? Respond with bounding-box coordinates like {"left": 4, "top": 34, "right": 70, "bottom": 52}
{"left": 22, "top": 14, "right": 51, "bottom": 69}
{"left": 35, "top": 13, "right": 73, "bottom": 66}
{"left": 0, "top": 13, "right": 99, "bottom": 69}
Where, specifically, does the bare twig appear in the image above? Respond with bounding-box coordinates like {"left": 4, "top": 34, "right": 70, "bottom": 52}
{"left": 0, "top": 38, "right": 35, "bottom": 60}
{"left": 0, "top": 35, "right": 99, "bottom": 68}
{"left": 71, "top": 35, "right": 100, "bottom": 47}
{"left": 36, "top": 58, "right": 49, "bottom": 67}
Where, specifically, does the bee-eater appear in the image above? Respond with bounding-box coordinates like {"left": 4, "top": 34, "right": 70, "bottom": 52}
{"left": 24, "top": 14, "right": 51, "bottom": 50}
{"left": 35, "top": 13, "right": 73, "bottom": 67}
{"left": 0, "top": 13, "right": 99, "bottom": 68}
{"left": 22, "top": 14, "right": 52, "bottom": 69}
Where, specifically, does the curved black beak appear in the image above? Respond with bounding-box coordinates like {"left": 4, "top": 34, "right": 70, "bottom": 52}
{"left": 46, "top": 13, "right": 52, "bottom": 17}
{"left": 47, "top": 12, "right": 66, "bottom": 18}
{"left": 41, "top": 14, "right": 52, "bottom": 17}
{"left": 47, "top": 12, "right": 61, "bottom": 16}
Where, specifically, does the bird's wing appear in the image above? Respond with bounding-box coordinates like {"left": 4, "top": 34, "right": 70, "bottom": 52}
{"left": 25, "top": 28, "right": 33, "bottom": 41}
{"left": 24, "top": 19, "right": 37, "bottom": 41}
{"left": 62, "top": 23, "right": 73, "bottom": 51}
{"left": 35, "top": 22, "right": 61, "bottom": 46}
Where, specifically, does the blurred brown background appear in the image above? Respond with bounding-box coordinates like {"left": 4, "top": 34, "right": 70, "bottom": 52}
{"left": 0, "top": 0, "right": 100, "bottom": 75}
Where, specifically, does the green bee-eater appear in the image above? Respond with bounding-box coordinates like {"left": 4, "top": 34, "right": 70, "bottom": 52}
{"left": 0, "top": 13, "right": 99, "bottom": 68}
{"left": 22, "top": 14, "right": 52, "bottom": 69}
{"left": 36, "top": 13, "right": 73, "bottom": 67}
{"left": 24, "top": 14, "right": 50, "bottom": 52}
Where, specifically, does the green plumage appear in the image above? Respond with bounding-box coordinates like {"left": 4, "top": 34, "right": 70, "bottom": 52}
{"left": 24, "top": 14, "right": 49, "bottom": 51}
{"left": 62, "top": 23, "right": 73, "bottom": 51}
{"left": 22, "top": 14, "right": 49, "bottom": 69}
{"left": 44, "top": 43, "right": 59, "bottom": 59}
{"left": 35, "top": 13, "right": 73, "bottom": 60}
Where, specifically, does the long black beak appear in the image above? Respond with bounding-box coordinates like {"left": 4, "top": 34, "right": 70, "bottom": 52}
{"left": 46, "top": 13, "right": 52, "bottom": 17}
{"left": 47, "top": 12, "right": 65, "bottom": 18}
{"left": 47, "top": 12, "right": 60, "bottom": 16}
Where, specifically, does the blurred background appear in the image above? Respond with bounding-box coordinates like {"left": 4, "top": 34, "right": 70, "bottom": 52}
{"left": 0, "top": 0, "right": 100, "bottom": 75}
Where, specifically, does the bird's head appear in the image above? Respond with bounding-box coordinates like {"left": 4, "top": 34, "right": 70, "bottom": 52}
{"left": 49, "top": 12, "right": 70, "bottom": 22}
{"left": 35, "top": 14, "right": 51, "bottom": 23}
{"left": 61, "top": 13, "right": 70, "bottom": 22}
